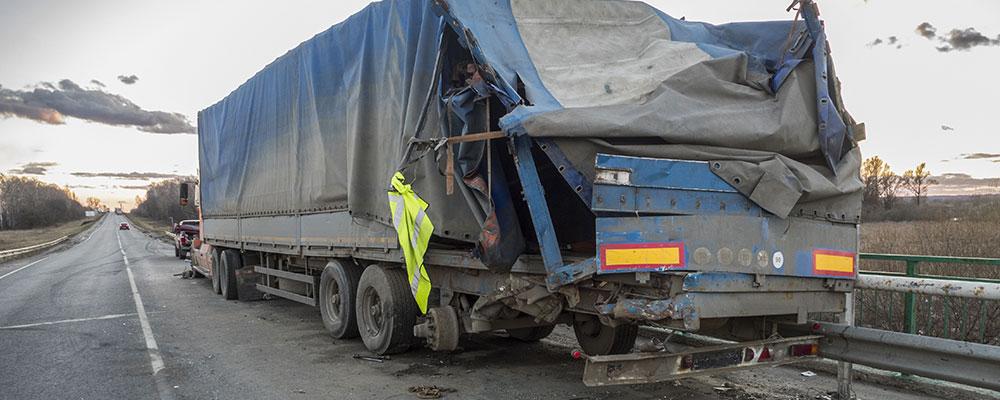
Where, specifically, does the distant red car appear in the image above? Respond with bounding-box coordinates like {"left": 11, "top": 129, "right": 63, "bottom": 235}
{"left": 119, "top": 223, "right": 130, "bottom": 230}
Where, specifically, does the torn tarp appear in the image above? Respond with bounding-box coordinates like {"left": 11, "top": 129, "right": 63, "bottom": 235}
{"left": 198, "top": 0, "right": 862, "bottom": 259}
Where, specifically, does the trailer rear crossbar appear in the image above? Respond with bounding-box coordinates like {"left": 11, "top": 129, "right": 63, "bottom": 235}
{"left": 582, "top": 335, "right": 821, "bottom": 386}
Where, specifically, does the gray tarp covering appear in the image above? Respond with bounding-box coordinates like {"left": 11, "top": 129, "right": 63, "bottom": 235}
{"left": 198, "top": 0, "right": 862, "bottom": 248}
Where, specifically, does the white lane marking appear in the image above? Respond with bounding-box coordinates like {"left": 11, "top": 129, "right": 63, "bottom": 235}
{"left": 116, "top": 232, "right": 166, "bottom": 375}
{"left": 0, "top": 257, "right": 50, "bottom": 281}
{"left": 0, "top": 313, "right": 137, "bottom": 330}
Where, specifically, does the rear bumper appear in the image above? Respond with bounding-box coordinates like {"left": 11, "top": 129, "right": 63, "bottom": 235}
{"left": 581, "top": 335, "right": 821, "bottom": 386}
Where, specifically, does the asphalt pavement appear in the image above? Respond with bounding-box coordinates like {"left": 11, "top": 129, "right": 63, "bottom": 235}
{"left": 0, "top": 215, "right": 986, "bottom": 400}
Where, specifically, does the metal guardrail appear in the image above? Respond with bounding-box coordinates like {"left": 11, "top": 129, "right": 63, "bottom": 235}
{"left": 0, "top": 236, "right": 69, "bottom": 262}
{"left": 857, "top": 253, "right": 1000, "bottom": 344}
{"left": 809, "top": 321, "right": 1000, "bottom": 391}
{"left": 829, "top": 253, "right": 1000, "bottom": 394}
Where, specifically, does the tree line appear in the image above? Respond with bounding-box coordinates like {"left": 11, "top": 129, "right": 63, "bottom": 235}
{"left": 132, "top": 178, "right": 197, "bottom": 223}
{"left": 0, "top": 174, "right": 86, "bottom": 230}
{"left": 862, "top": 156, "right": 935, "bottom": 210}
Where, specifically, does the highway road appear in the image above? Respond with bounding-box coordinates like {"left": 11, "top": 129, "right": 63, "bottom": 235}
{"left": 0, "top": 215, "right": 986, "bottom": 400}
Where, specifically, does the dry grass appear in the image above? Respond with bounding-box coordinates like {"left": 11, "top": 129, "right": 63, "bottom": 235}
{"left": 858, "top": 220, "right": 1000, "bottom": 344}
{"left": 125, "top": 214, "right": 174, "bottom": 243}
{"left": 0, "top": 217, "right": 98, "bottom": 251}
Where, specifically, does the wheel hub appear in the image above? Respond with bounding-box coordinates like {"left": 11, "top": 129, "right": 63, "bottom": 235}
{"left": 325, "top": 279, "right": 341, "bottom": 323}
{"left": 362, "top": 288, "right": 384, "bottom": 336}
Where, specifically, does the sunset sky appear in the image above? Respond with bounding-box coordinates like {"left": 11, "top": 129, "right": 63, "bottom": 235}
{"left": 2, "top": 0, "right": 999, "bottom": 208}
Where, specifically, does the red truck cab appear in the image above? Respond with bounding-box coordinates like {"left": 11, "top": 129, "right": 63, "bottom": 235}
{"left": 173, "top": 219, "right": 200, "bottom": 259}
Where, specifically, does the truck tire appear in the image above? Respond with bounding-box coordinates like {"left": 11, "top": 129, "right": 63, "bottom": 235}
{"left": 220, "top": 249, "right": 240, "bottom": 300}
{"left": 355, "top": 265, "right": 417, "bottom": 355}
{"left": 573, "top": 315, "right": 637, "bottom": 355}
{"left": 211, "top": 250, "right": 222, "bottom": 294}
{"left": 507, "top": 324, "right": 556, "bottom": 342}
{"left": 319, "top": 260, "right": 362, "bottom": 339}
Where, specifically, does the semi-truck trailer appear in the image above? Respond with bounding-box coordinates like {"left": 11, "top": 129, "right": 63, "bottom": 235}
{"left": 186, "top": 0, "right": 864, "bottom": 385}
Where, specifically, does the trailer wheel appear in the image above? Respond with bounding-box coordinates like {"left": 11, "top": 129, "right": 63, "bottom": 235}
{"left": 507, "top": 324, "right": 556, "bottom": 342}
{"left": 573, "top": 315, "right": 637, "bottom": 355}
{"left": 211, "top": 249, "right": 222, "bottom": 294}
{"left": 319, "top": 260, "right": 362, "bottom": 339}
{"left": 219, "top": 249, "right": 240, "bottom": 300}
{"left": 356, "top": 265, "right": 417, "bottom": 355}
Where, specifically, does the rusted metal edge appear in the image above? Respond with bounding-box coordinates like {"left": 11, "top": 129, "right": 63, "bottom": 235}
{"left": 856, "top": 274, "right": 1000, "bottom": 300}
{"left": 582, "top": 335, "right": 821, "bottom": 386}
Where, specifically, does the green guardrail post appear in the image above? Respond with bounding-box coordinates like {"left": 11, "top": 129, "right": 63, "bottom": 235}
{"left": 903, "top": 260, "right": 918, "bottom": 335}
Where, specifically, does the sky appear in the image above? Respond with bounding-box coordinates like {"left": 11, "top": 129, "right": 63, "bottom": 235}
{"left": 1, "top": 0, "right": 999, "bottom": 208}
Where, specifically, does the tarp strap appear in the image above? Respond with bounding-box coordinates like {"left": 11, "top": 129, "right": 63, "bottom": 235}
{"left": 444, "top": 131, "right": 508, "bottom": 194}
{"left": 388, "top": 172, "right": 435, "bottom": 314}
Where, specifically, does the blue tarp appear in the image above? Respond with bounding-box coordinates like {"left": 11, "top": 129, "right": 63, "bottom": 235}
{"left": 199, "top": 0, "right": 861, "bottom": 245}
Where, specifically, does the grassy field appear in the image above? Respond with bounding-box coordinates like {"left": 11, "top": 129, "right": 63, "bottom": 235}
{"left": 861, "top": 220, "right": 1000, "bottom": 279}
{"left": 858, "top": 219, "right": 1000, "bottom": 344}
{"left": 0, "top": 216, "right": 99, "bottom": 251}
{"left": 125, "top": 214, "right": 175, "bottom": 242}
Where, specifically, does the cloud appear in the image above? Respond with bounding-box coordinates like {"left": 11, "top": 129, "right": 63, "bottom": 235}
{"left": 90, "top": 79, "right": 105, "bottom": 88}
{"left": 117, "top": 184, "right": 151, "bottom": 190}
{"left": 7, "top": 161, "right": 58, "bottom": 175}
{"left": 961, "top": 153, "right": 1000, "bottom": 160}
{"left": 916, "top": 22, "right": 937, "bottom": 39}
{"left": 117, "top": 75, "right": 139, "bottom": 85}
{"left": 71, "top": 171, "right": 188, "bottom": 180}
{"left": 929, "top": 173, "right": 1000, "bottom": 195}
{"left": 916, "top": 22, "right": 1000, "bottom": 52}
{"left": 936, "top": 28, "right": 1000, "bottom": 52}
{"left": 868, "top": 35, "right": 902, "bottom": 49}
{"left": 0, "top": 79, "right": 194, "bottom": 133}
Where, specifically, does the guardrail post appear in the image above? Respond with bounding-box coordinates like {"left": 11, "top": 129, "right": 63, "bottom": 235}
{"left": 903, "top": 260, "right": 918, "bottom": 334}
{"left": 837, "top": 292, "right": 854, "bottom": 399}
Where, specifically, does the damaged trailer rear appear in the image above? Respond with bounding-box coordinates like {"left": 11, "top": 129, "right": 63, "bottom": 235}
{"left": 194, "top": 0, "right": 863, "bottom": 385}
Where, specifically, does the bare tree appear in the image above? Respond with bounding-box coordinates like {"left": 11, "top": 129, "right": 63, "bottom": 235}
{"left": 0, "top": 175, "right": 85, "bottom": 229}
{"left": 862, "top": 156, "right": 903, "bottom": 209}
{"left": 132, "top": 178, "right": 197, "bottom": 223}
{"left": 902, "top": 163, "right": 935, "bottom": 205}
{"left": 861, "top": 156, "right": 886, "bottom": 206}
{"left": 85, "top": 197, "right": 102, "bottom": 210}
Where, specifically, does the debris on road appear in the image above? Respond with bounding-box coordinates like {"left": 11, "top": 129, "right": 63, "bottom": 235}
{"left": 408, "top": 385, "right": 455, "bottom": 399}
{"left": 801, "top": 371, "right": 817, "bottom": 377}
{"left": 353, "top": 354, "right": 388, "bottom": 363}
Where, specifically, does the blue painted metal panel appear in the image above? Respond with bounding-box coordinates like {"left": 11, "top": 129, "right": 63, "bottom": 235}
{"left": 511, "top": 135, "right": 564, "bottom": 273}
{"left": 536, "top": 138, "right": 592, "bottom": 207}
{"left": 545, "top": 257, "right": 598, "bottom": 289}
{"left": 592, "top": 154, "right": 764, "bottom": 217}
{"left": 595, "top": 154, "right": 737, "bottom": 192}
{"left": 595, "top": 215, "right": 857, "bottom": 280}
{"left": 593, "top": 185, "right": 763, "bottom": 217}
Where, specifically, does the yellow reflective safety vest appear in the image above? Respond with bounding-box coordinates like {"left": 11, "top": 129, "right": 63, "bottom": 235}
{"left": 388, "top": 172, "right": 434, "bottom": 314}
